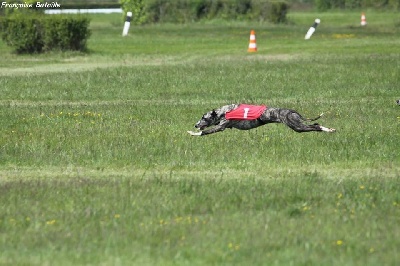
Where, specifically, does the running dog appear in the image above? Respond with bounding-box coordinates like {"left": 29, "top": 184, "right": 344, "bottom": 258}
{"left": 187, "top": 104, "right": 336, "bottom": 136}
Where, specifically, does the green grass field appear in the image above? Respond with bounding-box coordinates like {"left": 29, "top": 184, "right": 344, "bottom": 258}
{"left": 1, "top": 11, "right": 399, "bottom": 265}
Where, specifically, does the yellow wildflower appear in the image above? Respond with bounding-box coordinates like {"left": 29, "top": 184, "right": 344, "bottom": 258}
{"left": 46, "top": 219, "right": 56, "bottom": 225}
{"left": 369, "top": 247, "right": 375, "bottom": 253}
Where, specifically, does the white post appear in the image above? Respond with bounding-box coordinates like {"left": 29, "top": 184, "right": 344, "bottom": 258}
{"left": 122, "top": 11, "right": 132, "bottom": 36}
{"left": 305, "top": 18, "right": 320, "bottom": 40}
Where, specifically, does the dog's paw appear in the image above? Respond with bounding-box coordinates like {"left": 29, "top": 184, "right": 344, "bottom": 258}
{"left": 320, "top": 126, "right": 336, "bottom": 133}
{"left": 187, "top": 130, "right": 202, "bottom": 136}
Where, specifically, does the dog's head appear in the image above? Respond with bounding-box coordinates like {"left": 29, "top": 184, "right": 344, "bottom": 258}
{"left": 397, "top": 99, "right": 400, "bottom": 105}
{"left": 194, "top": 110, "right": 220, "bottom": 130}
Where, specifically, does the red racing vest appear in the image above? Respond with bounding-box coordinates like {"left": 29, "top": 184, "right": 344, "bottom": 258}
{"left": 225, "top": 104, "right": 267, "bottom": 120}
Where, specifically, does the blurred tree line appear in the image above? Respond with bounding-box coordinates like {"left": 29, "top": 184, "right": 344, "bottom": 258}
{"left": 311, "top": 0, "right": 400, "bottom": 10}
{"left": 118, "top": 0, "right": 399, "bottom": 25}
{"left": 119, "top": 0, "right": 290, "bottom": 24}
{"left": 1, "top": 0, "right": 398, "bottom": 19}
{"left": 51, "top": 0, "right": 400, "bottom": 11}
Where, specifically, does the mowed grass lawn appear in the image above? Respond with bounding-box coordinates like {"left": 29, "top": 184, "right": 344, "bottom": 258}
{"left": 0, "top": 11, "right": 399, "bottom": 265}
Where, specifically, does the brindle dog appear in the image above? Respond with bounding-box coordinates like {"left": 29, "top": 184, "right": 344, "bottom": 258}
{"left": 187, "top": 104, "right": 336, "bottom": 136}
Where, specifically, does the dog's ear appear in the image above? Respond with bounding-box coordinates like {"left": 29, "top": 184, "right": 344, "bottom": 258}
{"left": 211, "top": 110, "right": 217, "bottom": 117}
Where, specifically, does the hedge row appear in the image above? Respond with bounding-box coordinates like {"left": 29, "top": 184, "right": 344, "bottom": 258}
{"left": 314, "top": 0, "right": 400, "bottom": 10}
{"left": 0, "top": 15, "right": 91, "bottom": 54}
{"left": 120, "top": 0, "right": 289, "bottom": 25}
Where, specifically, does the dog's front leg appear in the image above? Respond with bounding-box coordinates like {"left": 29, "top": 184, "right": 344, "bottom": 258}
{"left": 187, "top": 124, "right": 227, "bottom": 136}
{"left": 187, "top": 130, "right": 203, "bottom": 136}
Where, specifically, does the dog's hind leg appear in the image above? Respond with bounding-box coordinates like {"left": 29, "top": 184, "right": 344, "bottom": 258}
{"left": 285, "top": 111, "right": 335, "bottom": 133}
{"left": 316, "top": 125, "right": 336, "bottom": 132}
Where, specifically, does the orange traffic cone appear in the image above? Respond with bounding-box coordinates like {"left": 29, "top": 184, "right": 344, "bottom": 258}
{"left": 248, "top": 30, "right": 257, "bottom": 52}
{"left": 361, "top": 12, "right": 367, "bottom": 26}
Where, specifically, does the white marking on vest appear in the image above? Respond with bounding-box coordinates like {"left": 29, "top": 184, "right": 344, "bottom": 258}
{"left": 243, "top": 108, "right": 250, "bottom": 118}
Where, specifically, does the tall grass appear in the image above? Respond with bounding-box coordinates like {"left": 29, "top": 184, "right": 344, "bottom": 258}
{"left": 1, "top": 56, "right": 398, "bottom": 169}
{"left": 1, "top": 170, "right": 400, "bottom": 265}
{"left": 0, "top": 11, "right": 399, "bottom": 265}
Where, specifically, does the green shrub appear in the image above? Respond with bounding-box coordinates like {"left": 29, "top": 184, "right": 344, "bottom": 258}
{"left": 0, "top": 15, "right": 91, "bottom": 54}
{"left": 0, "top": 15, "right": 44, "bottom": 53}
{"left": 267, "top": 1, "right": 289, "bottom": 23}
{"left": 42, "top": 16, "right": 91, "bottom": 51}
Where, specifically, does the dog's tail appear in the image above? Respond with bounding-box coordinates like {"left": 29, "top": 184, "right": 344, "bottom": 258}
{"left": 302, "top": 113, "right": 324, "bottom": 122}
